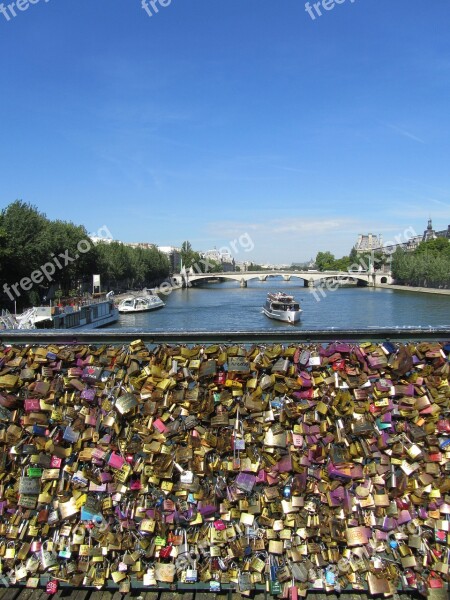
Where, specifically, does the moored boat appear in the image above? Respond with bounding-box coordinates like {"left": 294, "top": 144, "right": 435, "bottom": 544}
{"left": 118, "top": 294, "right": 165, "bottom": 313}
{"left": 46, "top": 295, "right": 119, "bottom": 329}
{"left": 1, "top": 294, "right": 119, "bottom": 330}
{"left": 262, "top": 292, "right": 302, "bottom": 324}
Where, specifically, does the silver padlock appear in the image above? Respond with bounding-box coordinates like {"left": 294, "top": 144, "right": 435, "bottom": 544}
{"left": 185, "top": 560, "right": 198, "bottom": 583}
{"left": 40, "top": 542, "right": 58, "bottom": 571}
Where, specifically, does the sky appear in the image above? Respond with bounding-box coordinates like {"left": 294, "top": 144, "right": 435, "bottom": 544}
{"left": 1, "top": 0, "right": 450, "bottom": 264}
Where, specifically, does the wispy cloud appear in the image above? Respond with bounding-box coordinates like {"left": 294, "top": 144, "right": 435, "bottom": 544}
{"left": 207, "top": 217, "right": 359, "bottom": 242}
{"left": 383, "top": 122, "right": 425, "bottom": 144}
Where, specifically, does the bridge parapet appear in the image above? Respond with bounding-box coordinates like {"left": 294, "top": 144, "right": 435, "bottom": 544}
{"left": 175, "top": 270, "right": 393, "bottom": 287}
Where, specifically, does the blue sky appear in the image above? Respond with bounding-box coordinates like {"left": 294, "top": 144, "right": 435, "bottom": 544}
{"left": 1, "top": 0, "right": 449, "bottom": 263}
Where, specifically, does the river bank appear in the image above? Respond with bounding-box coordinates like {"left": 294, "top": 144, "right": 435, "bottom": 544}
{"left": 380, "top": 284, "right": 450, "bottom": 296}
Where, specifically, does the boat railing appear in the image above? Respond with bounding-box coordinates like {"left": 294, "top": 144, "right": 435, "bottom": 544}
{"left": 0, "top": 308, "right": 18, "bottom": 330}
{"left": 56, "top": 293, "right": 115, "bottom": 312}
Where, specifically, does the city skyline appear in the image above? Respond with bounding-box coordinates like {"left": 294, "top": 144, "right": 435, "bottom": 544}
{"left": 1, "top": 1, "right": 449, "bottom": 263}
{"left": 93, "top": 217, "right": 449, "bottom": 268}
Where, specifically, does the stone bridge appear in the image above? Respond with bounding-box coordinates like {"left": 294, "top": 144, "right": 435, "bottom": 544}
{"left": 170, "top": 270, "right": 393, "bottom": 288}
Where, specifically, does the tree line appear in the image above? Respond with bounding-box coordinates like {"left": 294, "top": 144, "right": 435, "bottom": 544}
{"left": 391, "top": 238, "right": 450, "bottom": 288}
{"left": 0, "top": 201, "right": 170, "bottom": 308}
{"left": 311, "top": 238, "right": 449, "bottom": 287}
{"left": 312, "top": 248, "right": 387, "bottom": 272}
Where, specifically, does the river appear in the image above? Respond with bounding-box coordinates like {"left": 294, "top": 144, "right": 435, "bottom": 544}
{"left": 115, "top": 280, "right": 450, "bottom": 332}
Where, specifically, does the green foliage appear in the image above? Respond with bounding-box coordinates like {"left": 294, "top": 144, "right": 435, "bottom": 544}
{"left": 392, "top": 239, "right": 450, "bottom": 287}
{"left": 94, "top": 242, "right": 169, "bottom": 290}
{"left": 315, "top": 251, "right": 335, "bottom": 271}
{"left": 315, "top": 251, "right": 356, "bottom": 272}
{"left": 1, "top": 201, "right": 49, "bottom": 284}
{"left": 0, "top": 200, "right": 170, "bottom": 308}
{"left": 180, "top": 241, "right": 227, "bottom": 273}
{"left": 181, "top": 240, "right": 196, "bottom": 269}
{"left": 415, "top": 237, "right": 450, "bottom": 258}
{"left": 315, "top": 248, "right": 388, "bottom": 273}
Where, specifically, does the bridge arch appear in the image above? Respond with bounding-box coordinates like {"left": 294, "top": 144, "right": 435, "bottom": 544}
{"left": 177, "top": 270, "right": 392, "bottom": 288}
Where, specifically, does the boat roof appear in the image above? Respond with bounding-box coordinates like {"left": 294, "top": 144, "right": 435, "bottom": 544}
{"left": 119, "top": 295, "right": 159, "bottom": 303}
{"left": 268, "top": 292, "right": 295, "bottom": 301}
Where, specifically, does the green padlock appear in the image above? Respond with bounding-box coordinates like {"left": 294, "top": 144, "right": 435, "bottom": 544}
{"left": 270, "top": 580, "right": 282, "bottom": 595}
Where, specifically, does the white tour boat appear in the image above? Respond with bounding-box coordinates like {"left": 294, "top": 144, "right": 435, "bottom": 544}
{"left": 1, "top": 293, "right": 119, "bottom": 330}
{"left": 118, "top": 294, "right": 165, "bottom": 314}
{"left": 262, "top": 292, "right": 302, "bottom": 324}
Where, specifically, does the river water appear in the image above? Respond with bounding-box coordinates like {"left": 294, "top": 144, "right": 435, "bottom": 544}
{"left": 115, "top": 280, "right": 449, "bottom": 332}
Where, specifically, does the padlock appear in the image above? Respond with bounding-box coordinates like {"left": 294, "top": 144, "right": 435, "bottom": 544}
{"left": 4, "top": 542, "right": 16, "bottom": 559}
{"left": 185, "top": 559, "right": 198, "bottom": 583}
{"left": 143, "top": 566, "right": 157, "bottom": 586}
{"left": 46, "top": 579, "right": 58, "bottom": 595}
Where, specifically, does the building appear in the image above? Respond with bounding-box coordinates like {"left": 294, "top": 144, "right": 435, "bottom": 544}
{"left": 90, "top": 236, "right": 114, "bottom": 245}
{"left": 158, "top": 246, "right": 181, "bottom": 273}
{"left": 123, "top": 242, "right": 156, "bottom": 250}
{"left": 203, "top": 248, "right": 235, "bottom": 272}
{"left": 382, "top": 235, "right": 423, "bottom": 255}
{"left": 422, "top": 219, "right": 450, "bottom": 242}
{"left": 380, "top": 220, "right": 449, "bottom": 256}
{"left": 354, "top": 233, "right": 383, "bottom": 254}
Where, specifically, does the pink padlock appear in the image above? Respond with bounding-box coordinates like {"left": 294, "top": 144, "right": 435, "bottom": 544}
{"left": 152, "top": 418, "right": 168, "bottom": 433}
{"left": 46, "top": 580, "right": 58, "bottom": 595}
{"left": 24, "top": 399, "right": 41, "bottom": 412}
{"left": 289, "top": 584, "right": 298, "bottom": 600}
{"left": 108, "top": 452, "right": 125, "bottom": 470}
{"left": 50, "top": 456, "right": 62, "bottom": 468}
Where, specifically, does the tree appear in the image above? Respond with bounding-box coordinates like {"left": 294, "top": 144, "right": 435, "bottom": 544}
{"left": 1, "top": 201, "right": 49, "bottom": 285}
{"left": 181, "top": 240, "right": 196, "bottom": 269}
{"left": 315, "top": 251, "right": 336, "bottom": 271}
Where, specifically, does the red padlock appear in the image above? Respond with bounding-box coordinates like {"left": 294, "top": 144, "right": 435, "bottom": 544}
{"left": 332, "top": 359, "right": 346, "bottom": 371}
{"left": 46, "top": 580, "right": 58, "bottom": 595}
{"left": 404, "top": 569, "right": 417, "bottom": 587}
{"left": 428, "top": 572, "right": 444, "bottom": 588}
{"left": 215, "top": 371, "right": 226, "bottom": 385}
{"left": 396, "top": 497, "right": 410, "bottom": 510}
{"left": 437, "top": 418, "right": 450, "bottom": 433}
{"left": 159, "top": 545, "right": 172, "bottom": 559}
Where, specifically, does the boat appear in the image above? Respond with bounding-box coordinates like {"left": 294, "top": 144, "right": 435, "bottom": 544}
{"left": 1, "top": 294, "right": 119, "bottom": 330}
{"left": 118, "top": 294, "right": 165, "bottom": 313}
{"left": 43, "top": 294, "right": 119, "bottom": 329}
{"left": 262, "top": 292, "right": 302, "bottom": 324}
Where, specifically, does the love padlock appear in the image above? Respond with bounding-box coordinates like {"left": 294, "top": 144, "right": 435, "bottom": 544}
{"left": 46, "top": 579, "right": 58, "bottom": 595}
